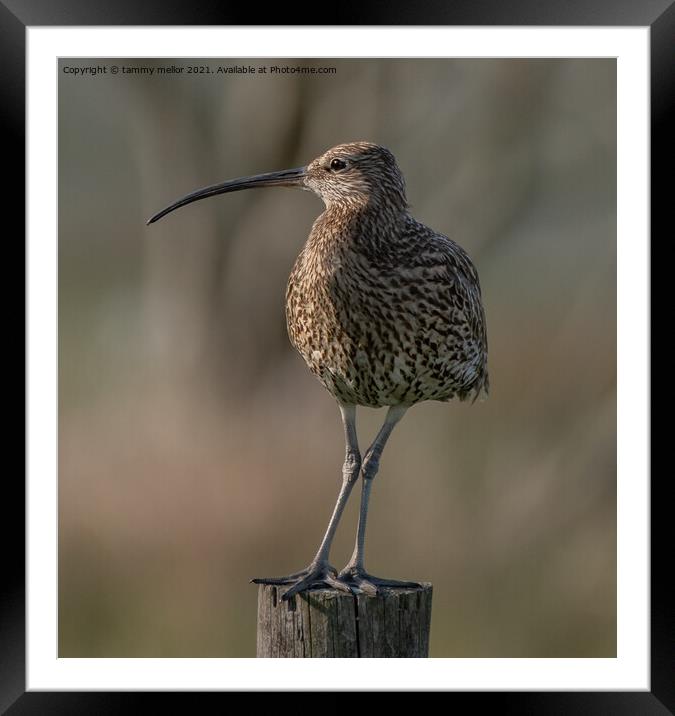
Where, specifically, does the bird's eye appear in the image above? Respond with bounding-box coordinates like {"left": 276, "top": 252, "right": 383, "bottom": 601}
{"left": 330, "top": 158, "right": 347, "bottom": 171}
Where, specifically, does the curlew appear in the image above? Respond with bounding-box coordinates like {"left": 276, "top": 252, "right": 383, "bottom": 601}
{"left": 148, "top": 142, "right": 489, "bottom": 601}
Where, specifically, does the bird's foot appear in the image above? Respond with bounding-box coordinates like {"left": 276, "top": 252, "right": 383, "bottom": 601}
{"left": 251, "top": 561, "right": 355, "bottom": 601}
{"left": 337, "top": 564, "right": 422, "bottom": 596}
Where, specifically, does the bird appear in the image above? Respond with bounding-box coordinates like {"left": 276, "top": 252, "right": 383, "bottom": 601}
{"left": 147, "top": 141, "right": 488, "bottom": 601}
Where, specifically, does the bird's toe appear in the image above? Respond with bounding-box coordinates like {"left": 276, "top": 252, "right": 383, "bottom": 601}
{"left": 250, "top": 568, "right": 307, "bottom": 585}
{"left": 252, "top": 562, "right": 346, "bottom": 600}
{"left": 337, "top": 565, "right": 421, "bottom": 595}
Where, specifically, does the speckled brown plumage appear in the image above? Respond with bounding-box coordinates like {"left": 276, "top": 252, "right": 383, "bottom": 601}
{"left": 286, "top": 142, "right": 488, "bottom": 409}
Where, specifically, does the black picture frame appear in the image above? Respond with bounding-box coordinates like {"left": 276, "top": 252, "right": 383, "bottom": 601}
{"left": 8, "top": 1, "right": 665, "bottom": 712}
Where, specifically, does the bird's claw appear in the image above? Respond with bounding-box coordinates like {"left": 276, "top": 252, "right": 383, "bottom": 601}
{"left": 253, "top": 563, "right": 421, "bottom": 600}
{"left": 337, "top": 565, "right": 422, "bottom": 596}
{"left": 252, "top": 562, "right": 356, "bottom": 601}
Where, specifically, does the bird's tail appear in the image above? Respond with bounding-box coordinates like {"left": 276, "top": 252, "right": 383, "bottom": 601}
{"left": 469, "top": 370, "right": 489, "bottom": 404}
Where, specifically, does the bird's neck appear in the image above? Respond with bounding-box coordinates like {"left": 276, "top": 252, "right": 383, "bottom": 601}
{"left": 310, "top": 200, "right": 410, "bottom": 254}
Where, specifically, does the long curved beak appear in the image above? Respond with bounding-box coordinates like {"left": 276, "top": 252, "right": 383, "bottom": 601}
{"left": 146, "top": 166, "right": 307, "bottom": 225}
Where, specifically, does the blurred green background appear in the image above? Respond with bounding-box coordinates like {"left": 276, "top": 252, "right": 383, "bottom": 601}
{"left": 58, "top": 58, "right": 616, "bottom": 657}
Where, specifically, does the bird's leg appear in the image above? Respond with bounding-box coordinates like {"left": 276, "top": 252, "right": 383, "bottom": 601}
{"left": 338, "top": 405, "right": 421, "bottom": 595}
{"left": 251, "top": 404, "right": 362, "bottom": 601}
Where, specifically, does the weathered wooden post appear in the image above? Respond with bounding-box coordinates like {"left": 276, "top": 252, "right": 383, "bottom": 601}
{"left": 256, "top": 584, "right": 433, "bottom": 657}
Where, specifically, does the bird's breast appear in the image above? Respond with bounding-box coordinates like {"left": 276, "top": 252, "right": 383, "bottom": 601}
{"left": 285, "top": 224, "right": 488, "bottom": 407}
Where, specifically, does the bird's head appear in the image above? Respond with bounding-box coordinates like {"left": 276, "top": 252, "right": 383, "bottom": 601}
{"left": 304, "top": 142, "right": 408, "bottom": 210}
{"left": 146, "top": 141, "right": 407, "bottom": 225}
